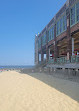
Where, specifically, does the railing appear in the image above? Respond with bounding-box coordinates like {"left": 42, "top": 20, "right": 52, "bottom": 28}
{"left": 56, "top": 57, "right": 67, "bottom": 64}
{"left": 38, "top": 59, "right": 47, "bottom": 67}
{"left": 38, "top": 56, "right": 79, "bottom": 67}
{"left": 48, "top": 55, "right": 79, "bottom": 65}
{"left": 71, "top": 55, "right": 79, "bottom": 63}
{"left": 48, "top": 59, "right": 54, "bottom": 64}
{"left": 48, "top": 57, "right": 68, "bottom": 64}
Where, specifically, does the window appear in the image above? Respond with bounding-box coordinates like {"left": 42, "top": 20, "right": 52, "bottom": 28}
{"left": 60, "top": 18, "right": 63, "bottom": 33}
{"left": 38, "top": 38, "right": 41, "bottom": 49}
{"left": 42, "top": 34, "right": 46, "bottom": 46}
{"left": 56, "top": 21, "right": 60, "bottom": 36}
{"left": 44, "top": 34, "right": 46, "bottom": 45}
{"left": 76, "top": 2, "right": 79, "bottom": 22}
{"left": 63, "top": 15, "right": 67, "bottom": 31}
{"left": 56, "top": 15, "right": 67, "bottom": 36}
{"left": 70, "top": 2, "right": 79, "bottom": 26}
{"left": 48, "top": 30, "right": 51, "bottom": 41}
{"left": 52, "top": 27, "right": 54, "bottom": 40}
{"left": 71, "top": 5, "right": 75, "bottom": 25}
{"left": 42, "top": 36, "right": 44, "bottom": 46}
{"left": 48, "top": 26, "right": 54, "bottom": 41}
{"left": 50, "top": 28, "right": 52, "bottom": 40}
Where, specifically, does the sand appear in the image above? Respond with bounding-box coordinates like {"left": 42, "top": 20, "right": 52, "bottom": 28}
{"left": 0, "top": 71, "right": 79, "bottom": 111}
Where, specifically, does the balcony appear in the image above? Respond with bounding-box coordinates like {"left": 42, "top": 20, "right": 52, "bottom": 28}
{"left": 48, "top": 56, "right": 79, "bottom": 64}
{"left": 71, "top": 55, "right": 79, "bottom": 63}
{"left": 47, "top": 56, "right": 79, "bottom": 69}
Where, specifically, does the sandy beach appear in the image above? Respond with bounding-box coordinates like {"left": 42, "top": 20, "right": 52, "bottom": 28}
{"left": 0, "top": 71, "right": 79, "bottom": 111}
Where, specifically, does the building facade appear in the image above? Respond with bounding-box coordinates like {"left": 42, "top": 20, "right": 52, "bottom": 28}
{"left": 35, "top": 0, "right": 79, "bottom": 66}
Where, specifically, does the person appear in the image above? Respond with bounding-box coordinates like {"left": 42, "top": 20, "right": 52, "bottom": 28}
{"left": 77, "top": 51, "right": 79, "bottom": 56}
{"left": 77, "top": 51, "right": 79, "bottom": 62}
{"left": 75, "top": 52, "right": 77, "bottom": 56}
{"left": 32, "top": 70, "right": 34, "bottom": 73}
{"left": 72, "top": 51, "right": 75, "bottom": 56}
{"left": 52, "top": 53, "right": 54, "bottom": 59}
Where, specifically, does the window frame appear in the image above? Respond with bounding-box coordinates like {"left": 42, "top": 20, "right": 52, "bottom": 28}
{"left": 56, "top": 12, "right": 67, "bottom": 37}
{"left": 42, "top": 33, "right": 46, "bottom": 46}
{"left": 76, "top": 1, "right": 79, "bottom": 23}
{"left": 70, "top": 4, "right": 76, "bottom": 27}
{"left": 70, "top": 1, "right": 79, "bottom": 27}
{"left": 38, "top": 37, "right": 41, "bottom": 49}
{"left": 48, "top": 26, "right": 54, "bottom": 42}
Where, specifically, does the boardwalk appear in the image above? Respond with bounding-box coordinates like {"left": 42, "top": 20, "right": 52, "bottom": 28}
{"left": 0, "top": 71, "right": 79, "bottom": 111}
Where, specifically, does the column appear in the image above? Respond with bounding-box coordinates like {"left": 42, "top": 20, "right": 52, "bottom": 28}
{"left": 46, "top": 46, "right": 49, "bottom": 62}
{"left": 66, "top": 8, "right": 72, "bottom": 60}
{"left": 46, "top": 29, "right": 49, "bottom": 62}
{"left": 72, "top": 38, "right": 74, "bottom": 56}
{"left": 41, "top": 51, "right": 43, "bottom": 63}
{"left": 49, "top": 48, "right": 50, "bottom": 60}
{"left": 54, "top": 24, "right": 57, "bottom": 61}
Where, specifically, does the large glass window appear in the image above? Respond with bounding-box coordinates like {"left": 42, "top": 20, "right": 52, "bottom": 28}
{"left": 42, "top": 36, "right": 44, "bottom": 46}
{"left": 48, "top": 29, "right": 51, "bottom": 41}
{"left": 48, "top": 26, "right": 54, "bottom": 41}
{"left": 70, "top": 5, "right": 75, "bottom": 25}
{"left": 60, "top": 18, "right": 63, "bottom": 33}
{"left": 56, "top": 15, "right": 67, "bottom": 36}
{"left": 52, "top": 27, "right": 54, "bottom": 40}
{"left": 63, "top": 15, "right": 67, "bottom": 31}
{"left": 38, "top": 38, "right": 41, "bottom": 49}
{"left": 56, "top": 21, "right": 60, "bottom": 36}
{"left": 76, "top": 2, "right": 79, "bottom": 22}
{"left": 42, "top": 34, "right": 46, "bottom": 46}
{"left": 44, "top": 34, "right": 46, "bottom": 45}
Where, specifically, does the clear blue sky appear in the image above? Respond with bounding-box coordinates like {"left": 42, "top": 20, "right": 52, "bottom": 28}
{"left": 0, "top": 0, "right": 66, "bottom": 65}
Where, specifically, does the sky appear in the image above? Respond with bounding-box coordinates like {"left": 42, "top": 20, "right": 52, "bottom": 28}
{"left": 0, "top": 0, "right": 66, "bottom": 65}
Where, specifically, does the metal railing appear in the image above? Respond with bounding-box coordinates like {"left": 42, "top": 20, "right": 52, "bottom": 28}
{"left": 38, "top": 59, "right": 47, "bottom": 67}
{"left": 48, "top": 55, "right": 79, "bottom": 65}
{"left": 48, "top": 59, "right": 54, "bottom": 64}
{"left": 37, "top": 56, "right": 79, "bottom": 67}
{"left": 71, "top": 55, "right": 79, "bottom": 63}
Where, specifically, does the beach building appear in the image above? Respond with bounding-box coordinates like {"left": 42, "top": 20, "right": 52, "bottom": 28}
{"left": 35, "top": 0, "right": 79, "bottom": 73}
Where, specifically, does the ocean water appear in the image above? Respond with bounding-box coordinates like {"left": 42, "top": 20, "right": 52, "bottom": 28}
{"left": 0, "top": 65, "right": 34, "bottom": 69}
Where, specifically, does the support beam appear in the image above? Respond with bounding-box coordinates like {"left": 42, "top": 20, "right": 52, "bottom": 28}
{"left": 49, "top": 48, "right": 50, "bottom": 60}
{"left": 54, "top": 24, "right": 57, "bottom": 61}
{"left": 66, "top": 9, "right": 72, "bottom": 60}
{"left": 72, "top": 38, "right": 74, "bottom": 56}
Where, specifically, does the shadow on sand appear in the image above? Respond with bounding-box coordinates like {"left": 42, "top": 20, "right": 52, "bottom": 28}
{"left": 20, "top": 70, "right": 79, "bottom": 103}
